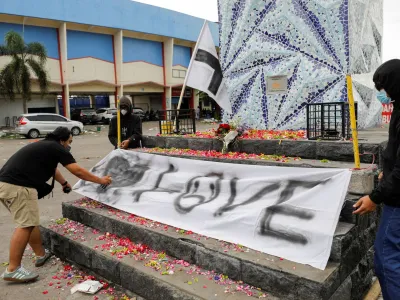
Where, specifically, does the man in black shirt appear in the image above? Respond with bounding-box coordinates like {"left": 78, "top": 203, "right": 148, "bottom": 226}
{"left": 108, "top": 96, "right": 142, "bottom": 149}
{"left": 0, "top": 127, "right": 112, "bottom": 282}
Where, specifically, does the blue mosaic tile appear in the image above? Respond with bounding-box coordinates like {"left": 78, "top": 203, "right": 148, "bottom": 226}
{"left": 219, "top": 0, "right": 383, "bottom": 129}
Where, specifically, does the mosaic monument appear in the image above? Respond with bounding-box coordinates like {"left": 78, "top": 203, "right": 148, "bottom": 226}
{"left": 218, "top": 0, "right": 383, "bottom": 129}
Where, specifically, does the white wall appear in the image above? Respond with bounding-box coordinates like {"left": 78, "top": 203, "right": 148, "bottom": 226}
{"left": 124, "top": 85, "right": 164, "bottom": 94}
{"left": 0, "top": 98, "right": 23, "bottom": 127}
{"left": 132, "top": 95, "right": 150, "bottom": 111}
{"left": 68, "top": 58, "right": 115, "bottom": 84}
{"left": 131, "top": 94, "right": 163, "bottom": 111}
{"left": 0, "top": 95, "right": 57, "bottom": 127}
{"left": 123, "top": 62, "right": 163, "bottom": 85}
{"left": 69, "top": 83, "right": 115, "bottom": 93}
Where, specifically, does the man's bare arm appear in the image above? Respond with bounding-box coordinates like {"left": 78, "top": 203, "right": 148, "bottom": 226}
{"left": 55, "top": 168, "right": 67, "bottom": 185}
{"left": 65, "top": 163, "right": 111, "bottom": 185}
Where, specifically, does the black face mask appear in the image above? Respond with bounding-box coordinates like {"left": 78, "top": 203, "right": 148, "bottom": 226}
{"left": 66, "top": 145, "right": 71, "bottom": 152}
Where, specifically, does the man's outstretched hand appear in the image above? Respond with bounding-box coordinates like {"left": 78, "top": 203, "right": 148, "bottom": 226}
{"left": 99, "top": 176, "right": 112, "bottom": 186}
{"left": 353, "top": 195, "right": 377, "bottom": 215}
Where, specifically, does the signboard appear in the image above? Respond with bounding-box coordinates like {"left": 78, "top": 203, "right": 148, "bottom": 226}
{"left": 172, "top": 88, "right": 192, "bottom": 97}
{"left": 267, "top": 75, "right": 288, "bottom": 94}
{"left": 382, "top": 103, "right": 393, "bottom": 124}
{"left": 74, "top": 150, "right": 351, "bottom": 270}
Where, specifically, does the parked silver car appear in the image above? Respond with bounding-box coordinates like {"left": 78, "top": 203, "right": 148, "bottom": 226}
{"left": 94, "top": 108, "right": 117, "bottom": 124}
{"left": 14, "top": 113, "right": 84, "bottom": 139}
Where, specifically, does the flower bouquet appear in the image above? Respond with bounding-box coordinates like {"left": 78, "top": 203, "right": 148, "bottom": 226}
{"left": 216, "top": 123, "right": 231, "bottom": 136}
{"left": 215, "top": 119, "right": 249, "bottom": 154}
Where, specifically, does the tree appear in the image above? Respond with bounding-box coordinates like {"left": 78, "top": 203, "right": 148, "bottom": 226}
{"left": 0, "top": 31, "right": 49, "bottom": 113}
{"left": 197, "top": 91, "right": 209, "bottom": 103}
{"left": 196, "top": 91, "right": 221, "bottom": 120}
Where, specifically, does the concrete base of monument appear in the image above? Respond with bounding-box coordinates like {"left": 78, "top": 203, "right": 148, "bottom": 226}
{"left": 142, "top": 133, "right": 387, "bottom": 166}
{"left": 40, "top": 198, "right": 379, "bottom": 300}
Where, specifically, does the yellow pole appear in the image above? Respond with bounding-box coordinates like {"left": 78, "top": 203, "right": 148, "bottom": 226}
{"left": 346, "top": 75, "right": 360, "bottom": 169}
{"left": 117, "top": 95, "right": 121, "bottom": 148}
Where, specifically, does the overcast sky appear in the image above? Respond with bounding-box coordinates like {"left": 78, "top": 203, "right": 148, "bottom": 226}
{"left": 134, "top": 0, "right": 398, "bottom": 62}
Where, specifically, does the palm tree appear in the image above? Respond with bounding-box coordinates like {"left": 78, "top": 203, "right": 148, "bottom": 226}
{"left": 0, "top": 31, "right": 49, "bottom": 113}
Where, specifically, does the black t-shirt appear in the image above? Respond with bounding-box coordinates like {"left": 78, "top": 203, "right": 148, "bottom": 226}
{"left": 0, "top": 139, "right": 76, "bottom": 190}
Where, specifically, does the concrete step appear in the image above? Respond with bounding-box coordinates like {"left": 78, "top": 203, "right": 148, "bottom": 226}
{"left": 41, "top": 219, "right": 277, "bottom": 300}
{"left": 133, "top": 149, "right": 376, "bottom": 196}
{"left": 142, "top": 136, "right": 385, "bottom": 165}
{"left": 60, "top": 200, "right": 376, "bottom": 300}
{"left": 62, "top": 201, "right": 366, "bottom": 264}
{"left": 340, "top": 195, "right": 382, "bottom": 227}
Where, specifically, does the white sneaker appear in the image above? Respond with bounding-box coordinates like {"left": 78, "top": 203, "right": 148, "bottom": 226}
{"left": 2, "top": 265, "right": 39, "bottom": 282}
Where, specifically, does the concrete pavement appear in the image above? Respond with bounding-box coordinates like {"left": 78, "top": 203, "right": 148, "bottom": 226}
{"left": 0, "top": 129, "right": 114, "bottom": 299}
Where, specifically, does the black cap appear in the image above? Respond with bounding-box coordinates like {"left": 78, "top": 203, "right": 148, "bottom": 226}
{"left": 373, "top": 59, "right": 400, "bottom": 103}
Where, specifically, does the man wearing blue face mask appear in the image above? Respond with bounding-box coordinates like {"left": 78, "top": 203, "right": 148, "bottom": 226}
{"left": 108, "top": 96, "right": 142, "bottom": 149}
{"left": 376, "top": 90, "right": 392, "bottom": 104}
{"left": 353, "top": 59, "right": 400, "bottom": 299}
{"left": 0, "top": 127, "right": 112, "bottom": 283}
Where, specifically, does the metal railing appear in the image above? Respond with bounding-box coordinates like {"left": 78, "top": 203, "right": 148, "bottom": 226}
{"left": 306, "top": 102, "right": 358, "bottom": 140}
{"left": 158, "top": 109, "right": 196, "bottom": 135}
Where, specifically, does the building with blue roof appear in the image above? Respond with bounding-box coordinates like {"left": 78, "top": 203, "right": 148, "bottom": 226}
{"left": 0, "top": 0, "right": 219, "bottom": 123}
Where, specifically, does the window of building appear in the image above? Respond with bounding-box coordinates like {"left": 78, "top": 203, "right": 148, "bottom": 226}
{"left": 172, "top": 69, "right": 186, "bottom": 78}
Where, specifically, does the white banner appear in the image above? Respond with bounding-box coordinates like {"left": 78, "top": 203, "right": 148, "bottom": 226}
{"left": 74, "top": 150, "right": 351, "bottom": 270}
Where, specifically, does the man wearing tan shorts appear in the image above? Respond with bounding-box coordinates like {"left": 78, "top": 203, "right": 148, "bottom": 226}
{"left": 0, "top": 127, "right": 112, "bottom": 282}
{"left": 1, "top": 183, "right": 40, "bottom": 228}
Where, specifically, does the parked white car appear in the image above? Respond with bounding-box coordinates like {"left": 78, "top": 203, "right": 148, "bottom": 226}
{"left": 14, "top": 113, "right": 84, "bottom": 139}
{"left": 94, "top": 108, "right": 117, "bottom": 124}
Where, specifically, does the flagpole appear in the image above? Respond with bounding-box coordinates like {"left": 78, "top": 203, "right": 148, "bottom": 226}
{"left": 173, "top": 20, "right": 208, "bottom": 131}
{"left": 117, "top": 95, "right": 121, "bottom": 148}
